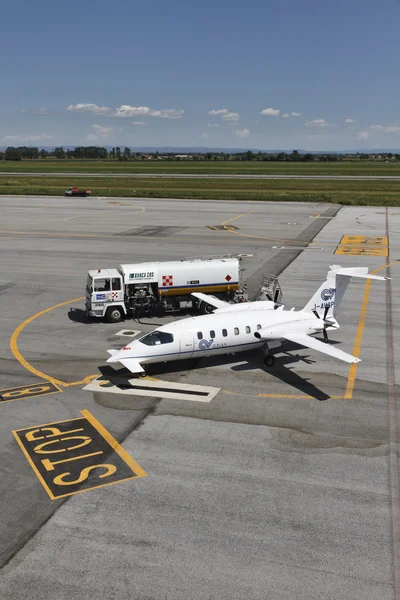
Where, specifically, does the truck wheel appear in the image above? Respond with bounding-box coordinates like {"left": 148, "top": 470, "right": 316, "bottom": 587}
{"left": 107, "top": 307, "right": 123, "bottom": 323}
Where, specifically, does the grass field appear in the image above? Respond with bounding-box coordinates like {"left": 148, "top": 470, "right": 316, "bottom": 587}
{"left": 0, "top": 159, "right": 400, "bottom": 176}
{"left": 1, "top": 175, "right": 400, "bottom": 205}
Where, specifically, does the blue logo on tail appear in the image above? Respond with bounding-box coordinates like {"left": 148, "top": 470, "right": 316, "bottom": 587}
{"left": 321, "top": 288, "right": 336, "bottom": 301}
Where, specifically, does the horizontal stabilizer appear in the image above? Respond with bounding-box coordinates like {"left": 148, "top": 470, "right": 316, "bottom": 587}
{"left": 191, "top": 292, "right": 230, "bottom": 309}
{"left": 283, "top": 333, "right": 361, "bottom": 364}
{"left": 107, "top": 349, "right": 118, "bottom": 356}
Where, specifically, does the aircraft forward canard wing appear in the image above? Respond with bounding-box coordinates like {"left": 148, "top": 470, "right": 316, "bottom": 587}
{"left": 191, "top": 292, "right": 230, "bottom": 309}
{"left": 283, "top": 333, "right": 361, "bottom": 364}
{"left": 106, "top": 352, "right": 145, "bottom": 374}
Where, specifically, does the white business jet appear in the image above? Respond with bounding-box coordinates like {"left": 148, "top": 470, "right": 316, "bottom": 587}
{"left": 107, "top": 265, "right": 389, "bottom": 374}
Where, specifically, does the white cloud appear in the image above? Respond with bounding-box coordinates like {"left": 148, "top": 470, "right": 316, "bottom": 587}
{"left": 291, "top": 112, "right": 302, "bottom": 117}
{"left": 112, "top": 106, "right": 151, "bottom": 118}
{"left": 345, "top": 118, "right": 356, "bottom": 123}
{"left": 132, "top": 121, "right": 146, "bottom": 125}
{"left": 305, "top": 119, "right": 336, "bottom": 128}
{"left": 149, "top": 109, "right": 184, "bottom": 119}
{"left": 356, "top": 131, "right": 369, "bottom": 140}
{"left": 112, "top": 105, "right": 184, "bottom": 119}
{"left": 281, "top": 113, "right": 290, "bottom": 119}
{"left": 23, "top": 107, "right": 55, "bottom": 116}
{"left": 91, "top": 124, "right": 113, "bottom": 138}
{"left": 369, "top": 124, "right": 400, "bottom": 133}
{"left": 260, "top": 108, "right": 280, "bottom": 116}
{"left": 3, "top": 133, "right": 55, "bottom": 142}
{"left": 222, "top": 111, "right": 239, "bottom": 121}
{"left": 67, "top": 103, "right": 111, "bottom": 115}
{"left": 207, "top": 123, "right": 220, "bottom": 128}
{"left": 86, "top": 133, "right": 98, "bottom": 142}
{"left": 208, "top": 108, "right": 228, "bottom": 115}
{"left": 200, "top": 133, "right": 209, "bottom": 139}
{"left": 233, "top": 128, "right": 250, "bottom": 138}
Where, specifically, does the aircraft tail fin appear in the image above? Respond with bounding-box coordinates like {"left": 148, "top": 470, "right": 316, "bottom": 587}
{"left": 303, "top": 265, "right": 390, "bottom": 317}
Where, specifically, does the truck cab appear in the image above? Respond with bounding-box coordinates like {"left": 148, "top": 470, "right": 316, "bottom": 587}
{"left": 86, "top": 269, "right": 126, "bottom": 322}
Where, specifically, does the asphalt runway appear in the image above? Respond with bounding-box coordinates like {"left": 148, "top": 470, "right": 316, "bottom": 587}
{"left": 0, "top": 195, "right": 399, "bottom": 599}
{"left": 2, "top": 172, "right": 400, "bottom": 180}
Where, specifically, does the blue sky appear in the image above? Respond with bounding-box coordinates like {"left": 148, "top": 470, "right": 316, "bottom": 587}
{"left": 1, "top": 0, "right": 400, "bottom": 150}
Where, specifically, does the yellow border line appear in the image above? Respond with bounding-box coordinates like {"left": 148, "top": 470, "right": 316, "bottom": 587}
{"left": 344, "top": 260, "right": 398, "bottom": 399}
{"left": 9, "top": 297, "right": 99, "bottom": 387}
{"left": 81, "top": 410, "right": 147, "bottom": 477}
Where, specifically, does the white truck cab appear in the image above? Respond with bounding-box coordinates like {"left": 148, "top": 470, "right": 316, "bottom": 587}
{"left": 86, "top": 269, "right": 126, "bottom": 322}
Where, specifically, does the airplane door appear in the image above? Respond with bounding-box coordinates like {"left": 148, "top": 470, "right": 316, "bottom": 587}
{"left": 179, "top": 330, "right": 194, "bottom": 359}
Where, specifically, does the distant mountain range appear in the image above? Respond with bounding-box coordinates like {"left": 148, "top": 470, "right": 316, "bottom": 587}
{"left": 1, "top": 145, "right": 400, "bottom": 154}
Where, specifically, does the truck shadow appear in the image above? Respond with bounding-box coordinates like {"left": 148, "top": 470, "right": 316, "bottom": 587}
{"left": 68, "top": 308, "right": 93, "bottom": 324}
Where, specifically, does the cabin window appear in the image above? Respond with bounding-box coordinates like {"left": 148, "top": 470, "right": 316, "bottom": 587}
{"left": 197, "top": 332, "right": 203, "bottom": 340}
{"left": 210, "top": 330, "right": 215, "bottom": 339}
{"left": 112, "top": 278, "right": 121, "bottom": 291}
{"left": 246, "top": 326, "right": 251, "bottom": 334}
{"left": 257, "top": 324, "right": 262, "bottom": 330}
{"left": 140, "top": 331, "right": 174, "bottom": 346}
{"left": 234, "top": 327, "right": 239, "bottom": 335}
{"left": 94, "top": 278, "right": 110, "bottom": 292}
{"left": 222, "top": 329, "right": 227, "bottom": 337}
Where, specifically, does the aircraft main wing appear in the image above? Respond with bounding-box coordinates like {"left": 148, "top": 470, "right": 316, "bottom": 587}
{"left": 191, "top": 292, "right": 230, "bottom": 309}
{"left": 282, "top": 333, "right": 361, "bottom": 364}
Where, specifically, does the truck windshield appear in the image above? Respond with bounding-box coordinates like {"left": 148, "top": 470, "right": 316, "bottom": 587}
{"left": 86, "top": 275, "right": 93, "bottom": 293}
{"left": 139, "top": 331, "right": 174, "bottom": 346}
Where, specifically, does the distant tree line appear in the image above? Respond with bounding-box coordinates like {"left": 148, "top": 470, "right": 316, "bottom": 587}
{"left": 1, "top": 146, "right": 400, "bottom": 162}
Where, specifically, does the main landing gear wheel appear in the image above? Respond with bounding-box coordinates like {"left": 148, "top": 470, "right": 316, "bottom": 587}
{"left": 264, "top": 356, "right": 275, "bottom": 367}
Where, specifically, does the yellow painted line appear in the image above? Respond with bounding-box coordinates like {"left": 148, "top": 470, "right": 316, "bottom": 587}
{"left": 62, "top": 374, "right": 98, "bottom": 388}
{"left": 106, "top": 202, "right": 145, "bottom": 212}
{"left": 258, "top": 393, "right": 345, "bottom": 399}
{"left": 13, "top": 416, "right": 84, "bottom": 432}
{"left": 221, "top": 210, "right": 254, "bottom": 226}
{"left": 335, "top": 246, "right": 388, "bottom": 256}
{"left": 81, "top": 410, "right": 147, "bottom": 478}
{"left": 10, "top": 297, "right": 85, "bottom": 387}
{"left": 344, "top": 261, "right": 399, "bottom": 399}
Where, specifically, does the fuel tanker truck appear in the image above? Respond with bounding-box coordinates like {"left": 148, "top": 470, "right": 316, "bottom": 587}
{"left": 85, "top": 256, "right": 248, "bottom": 323}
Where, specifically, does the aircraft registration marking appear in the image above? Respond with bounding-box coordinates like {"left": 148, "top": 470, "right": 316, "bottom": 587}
{"left": 12, "top": 410, "right": 146, "bottom": 500}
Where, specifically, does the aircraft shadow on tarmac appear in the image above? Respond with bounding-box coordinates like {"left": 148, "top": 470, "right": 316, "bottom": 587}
{"left": 97, "top": 341, "right": 337, "bottom": 401}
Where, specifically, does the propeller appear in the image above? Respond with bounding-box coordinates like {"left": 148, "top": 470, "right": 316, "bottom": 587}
{"left": 312, "top": 305, "right": 331, "bottom": 342}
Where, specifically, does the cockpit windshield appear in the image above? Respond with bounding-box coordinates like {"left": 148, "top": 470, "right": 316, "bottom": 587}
{"left": 139, "top": 331, "right": 174, "bottom": 346}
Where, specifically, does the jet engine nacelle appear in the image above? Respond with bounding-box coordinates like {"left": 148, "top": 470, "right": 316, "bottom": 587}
{"left": 254, "top": 318, "right": 322, "bottom": 340}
